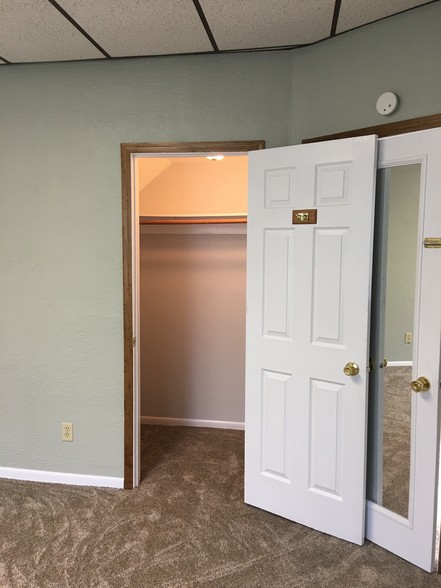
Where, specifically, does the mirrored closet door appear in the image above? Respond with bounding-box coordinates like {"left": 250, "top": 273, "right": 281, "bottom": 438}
{"left": 366, "top": 129, "right": 441, "bottom": 572}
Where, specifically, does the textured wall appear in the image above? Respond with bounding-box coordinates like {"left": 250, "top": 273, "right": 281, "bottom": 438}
{"left": 290, "top": 2, "right": 441, "bottom": 144}
{"left": 0, "top": 52, "right": 290, "bottom": 477}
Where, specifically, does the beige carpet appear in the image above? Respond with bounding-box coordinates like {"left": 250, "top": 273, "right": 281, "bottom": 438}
{"left": 382, "top": 366, "right": 412, "bottom": 517}
{"left": 1, "top": 425, "right": 441, "bottom": 587}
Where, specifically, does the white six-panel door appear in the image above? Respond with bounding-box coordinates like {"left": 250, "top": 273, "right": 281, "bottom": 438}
{"left": 245, "top": 136, "right": 377, "bottom": 544}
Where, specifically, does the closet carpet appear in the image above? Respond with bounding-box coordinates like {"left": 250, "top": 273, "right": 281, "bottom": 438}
{"left": 1, "top": 425, "right": 441, "bottom": 588}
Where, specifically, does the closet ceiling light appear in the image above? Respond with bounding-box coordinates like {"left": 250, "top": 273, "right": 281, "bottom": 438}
{"left": 206, "top": 155, "right": 224, "bottom": 161}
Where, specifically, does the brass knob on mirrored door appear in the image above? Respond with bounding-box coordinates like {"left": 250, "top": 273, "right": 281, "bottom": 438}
{"left": 411, "top": 376, "right": 431, "bottom": 393}
{"left": 343, "top": 362, "right": 360, "bottom": 377}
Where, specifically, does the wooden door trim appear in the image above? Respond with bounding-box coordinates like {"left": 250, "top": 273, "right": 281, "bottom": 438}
{"left": 121, "top": 140, "right": 264, "bottom": 489}
{"left": 302, "top": 113, "right": 441, "bottom": 144}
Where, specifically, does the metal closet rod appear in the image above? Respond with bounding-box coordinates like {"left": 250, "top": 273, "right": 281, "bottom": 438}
{"left": 139, "top": 214, "right": 247, "bottom": 225}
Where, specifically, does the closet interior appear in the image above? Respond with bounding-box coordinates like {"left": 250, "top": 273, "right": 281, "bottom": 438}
{"left": 138, "top": 155, "right": 249, "bottom": 431}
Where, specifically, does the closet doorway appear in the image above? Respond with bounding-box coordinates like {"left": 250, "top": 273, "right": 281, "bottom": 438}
{"left": 121, "top": 142, "right": 264, "bottom": 489}
{"left": 140, "top": 157, "right": 248, "bottom": 436}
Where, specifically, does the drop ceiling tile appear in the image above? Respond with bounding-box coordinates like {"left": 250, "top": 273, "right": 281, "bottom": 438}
{"left": 199, "top": 0, "right": 335, "bottom": 50}
{"left": 0, "top": 0, "right": 104, "bottom": 63}
{"left": 337, "top": 0, "right": 429, "bottom": 33}
{"left": 57, "top": 0, "right": 213, "bottom": 57}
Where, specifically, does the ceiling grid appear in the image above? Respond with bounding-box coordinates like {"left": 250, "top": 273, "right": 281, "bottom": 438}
{"left": 47, "top": 0, "right": 111, "bottom": 57}
{"left": 330, "top": 0, "right": 342, "bottom": 36}
{"left": 0, "top": 0, "right": 435, "bottom": 64}
{"left": 192, "top": 0, "right": 219, "bottom": 52}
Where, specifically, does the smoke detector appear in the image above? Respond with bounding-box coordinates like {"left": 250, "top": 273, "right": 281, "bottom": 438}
{"left": 376, "top": 92, "right": 399, "bottom": 116}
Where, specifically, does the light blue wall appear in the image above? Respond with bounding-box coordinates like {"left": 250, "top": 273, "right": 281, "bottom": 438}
{"left": 0, "top": 52, "right": 291, "bottom": 478}
{"left": 1, "top": 2, "right": 440, "bottom": 479}
{"left": 290, "top": 2, "right": 441, "bottom": 143}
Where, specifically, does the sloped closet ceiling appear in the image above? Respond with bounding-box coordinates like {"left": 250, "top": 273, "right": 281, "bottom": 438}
{"left": 0, "top": 0, "right": 434, "bottom": 64}
{"left": 138, "top": 157, "right": 248, "bottom": 217}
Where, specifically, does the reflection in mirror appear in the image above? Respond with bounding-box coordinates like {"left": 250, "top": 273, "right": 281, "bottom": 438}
{"left": 382, "top": 366, "right": 412, "bottom": 517}
{"left": 367, "top": 163, "right": 421, "bottom": 519}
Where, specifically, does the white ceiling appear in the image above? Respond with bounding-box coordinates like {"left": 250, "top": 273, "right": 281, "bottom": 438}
{"left": 0, "top": 0, "right": 434, "bottom": 65}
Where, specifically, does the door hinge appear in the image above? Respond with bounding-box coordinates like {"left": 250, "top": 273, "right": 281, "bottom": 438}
{"left": 132, "top": 337, "right": 136, "bottom": 347}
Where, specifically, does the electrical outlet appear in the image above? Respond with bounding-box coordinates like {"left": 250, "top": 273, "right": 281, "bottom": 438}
{"left": 404, "top": 332, "right": 412, "bottom": 344}
{"left": 62, "top": 422, "right": 73, "bottom": 442}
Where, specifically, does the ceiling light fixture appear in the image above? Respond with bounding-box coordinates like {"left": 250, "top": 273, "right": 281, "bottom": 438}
{"left": 206, "top": 155, "right": 224, "bottom": 161}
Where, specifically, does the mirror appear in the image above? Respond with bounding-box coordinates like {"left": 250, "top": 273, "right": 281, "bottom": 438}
{"left": 367, "top": 163, "right": 421, "bottom": 519}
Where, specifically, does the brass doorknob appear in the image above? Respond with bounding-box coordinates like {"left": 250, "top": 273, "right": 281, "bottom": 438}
{"left": 380, "top": 358, "right": 388, "bottom": 368}
{"left": 411, "top": 376, "right": 431, "bottom": 393}
{"left": 343, "top": 362, "right": 360, "bottom": 377}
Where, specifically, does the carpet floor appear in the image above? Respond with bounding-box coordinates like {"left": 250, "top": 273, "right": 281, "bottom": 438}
{"left": 382, "top": 366, "right": 412, "bottom": 517}
{"left": 1, "top": 425, "right": 441, "bottom": 587}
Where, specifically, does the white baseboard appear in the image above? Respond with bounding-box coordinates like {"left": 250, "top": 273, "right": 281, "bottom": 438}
{"left": 141, "top": 416, "right": 245, "bottom": 431}
{"left": 0, "top": 467, "right": 124, "bottom": 489}
{"left": 386, "top": 361, "right": 413, "bottom": 367}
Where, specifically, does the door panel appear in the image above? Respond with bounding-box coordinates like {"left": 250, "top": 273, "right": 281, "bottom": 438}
{"left": 262, "top": 229, "right": 294, "bottom": 338}
{"left": 366, "top": 128, "right": 441, "bottom": 572}
{"left": 261, "top": 370, "right": 293, "bottom": 481}
{"left": 312, "top": 228, "right": 348, "bottom": 344}
{"left": 309, "top": 378, "right": 344, "bottom": 497}
{"left": 245, "top": 136, "right": 377, "bottom": 544}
